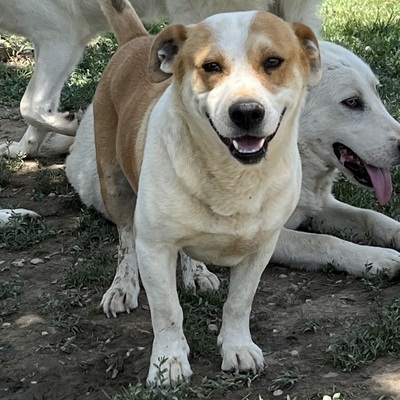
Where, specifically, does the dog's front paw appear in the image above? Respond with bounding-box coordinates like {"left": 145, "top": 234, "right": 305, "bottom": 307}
{"left": 180, "top": 252, "right": 220, "bottom": 291}
{"left": 147, "top": 338, "right": 192, "bottom": 386}
{"left": 219, "top": 338, "right": 265, "bottom": 374}
{"left": 100, "top": 280, "right": 139, "bottom": 318}
{"left": 363, "top": 248, "right": 400, "bottom": 280}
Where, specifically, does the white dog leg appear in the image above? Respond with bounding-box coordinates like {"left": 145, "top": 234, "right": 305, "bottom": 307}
{"left": 101, "top": 225, "right": 140, "bottom": 318}
{"left": 0, "top": 39, "right": 86, "bottom": 158}
{"left": 180, "top": 251, "right": 220, "bottom": 292}
{"left": 273, "top": 228, "right": 400, "bottom": 279}
{"left": 136, "top": 238, "right": 192, "bottom": 386}
{"left": 20, "top": 39, "right": 86, "bottom": 135}
{"left": 217, "top": 240, "right": 279, "bottom": 374}
{"left": 0, "top": 125, "right": 47, "bottom": 158}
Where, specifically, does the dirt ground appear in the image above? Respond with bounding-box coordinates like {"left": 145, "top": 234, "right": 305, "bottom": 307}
{"left": 1, "top": 107, "right": 400, "bottom": 400}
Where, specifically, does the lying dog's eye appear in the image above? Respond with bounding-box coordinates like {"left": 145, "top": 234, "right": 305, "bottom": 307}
{"left": 202, "top": 62, "right": 222, "bottom": 73}
{"left": 264, "top": 57, "right": 283, "bottom": 71}
{"left": 342, "top": 97, "right": 364, "bottom": 110}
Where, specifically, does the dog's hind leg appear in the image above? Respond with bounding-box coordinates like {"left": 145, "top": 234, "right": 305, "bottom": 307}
{"left": 0, "top": 38, "right": 87, "bottom": 157}
{"left": 101, "top": 222, "right": 140, "bottom": 318}
{"left": 179, "top": 252, "right": 220, "bottom": 292}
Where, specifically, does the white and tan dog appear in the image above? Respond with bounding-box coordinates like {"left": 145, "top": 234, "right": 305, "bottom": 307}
{"left": 71, "top": 0, "right": 320, "bottom": 384}
{"left": 0, "top": 0, "right": 321, "bottom": 158}
{"left": 67, "top": 38, "right": 400, "bottom": 304}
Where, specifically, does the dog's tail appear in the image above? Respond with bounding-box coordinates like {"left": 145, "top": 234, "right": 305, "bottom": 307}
{"left": 99, "top": 0, "right": 147, "bottom": 45}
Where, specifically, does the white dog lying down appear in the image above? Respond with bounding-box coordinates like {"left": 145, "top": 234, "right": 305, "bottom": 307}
{"left": 66, "top": 38, "right": 400, "bottom": 323}
{"left": 0, "top": 209, "right": 40, "bottom": 227}
{"left": 71, "top": 0, "right": 320, "bottom": 384}
{"left": 0, "top": 0, "right": 321, "bottom": 158}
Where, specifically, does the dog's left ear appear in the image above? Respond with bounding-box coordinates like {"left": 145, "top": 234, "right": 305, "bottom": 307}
{"left": 148, "top": 24, "right": 188, "bottom": 83}
{"left": 292, "top": 22, "right": 322, "bottom": 86}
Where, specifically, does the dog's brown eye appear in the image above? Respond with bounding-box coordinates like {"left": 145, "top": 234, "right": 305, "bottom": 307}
{"left": 264, "top": 57, "right": 283, "bottom": 71}
{"left": 342, "top": 97, "right": 364, "bottom": 110}
{"left": 203, "top": 62, "right": 222, "bottom": 73}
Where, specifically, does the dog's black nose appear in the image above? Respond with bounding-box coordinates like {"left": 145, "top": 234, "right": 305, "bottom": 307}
{"left": 229, "top": 101, "right": 265, "bottom": 131}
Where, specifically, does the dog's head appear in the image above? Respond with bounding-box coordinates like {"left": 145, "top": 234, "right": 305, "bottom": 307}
{"left": 301, "top": 41, "right": 400, "bottom": 205}
{"left": 148, "top": 11, "right": 321, "bottom": 165}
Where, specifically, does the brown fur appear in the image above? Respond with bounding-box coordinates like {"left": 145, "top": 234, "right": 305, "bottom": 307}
{"left": 94, "top": 36, "right": 168, "bottom": 224}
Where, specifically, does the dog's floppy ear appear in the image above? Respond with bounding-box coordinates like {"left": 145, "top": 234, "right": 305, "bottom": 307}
{"left": 292, "top": 22, "right": 322, "bottom": 86}
{"left": 148, "top": 24, "right": 188, "bottom": 83}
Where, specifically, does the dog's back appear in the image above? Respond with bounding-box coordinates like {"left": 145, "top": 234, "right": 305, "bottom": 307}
{"left": 95, "top": 0, "right": 170, "bottom": 193}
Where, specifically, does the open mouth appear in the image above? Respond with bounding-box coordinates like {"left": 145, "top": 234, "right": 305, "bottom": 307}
{"left": 333, "top": 142, "right": 393, "bottom": 205}
{"left": 206, "top": 108, "right": 286, "bottom": 165}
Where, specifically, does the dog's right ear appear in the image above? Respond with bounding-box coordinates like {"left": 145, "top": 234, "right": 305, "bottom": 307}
{"left": 148, "top": 24, "right": 188, "bottom": 83}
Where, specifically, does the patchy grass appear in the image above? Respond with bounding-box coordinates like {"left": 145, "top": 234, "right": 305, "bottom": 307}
{"left": 326, "top": 298, "right": 400, "bottom": 371}
{"left": 32, "top": 166, "right": 71, "bottom": 200}
{"left": 64, "top": 207, "right": 117, "bottom": 290}
{"left": 109, "top": 363, "right": 267, "bottom": 400}
{"left": 0, "top": 152, "right": 24, "bottom": 187}
{"left": 0, "top": 280, "right": 23, "bottom": 300}
{"left": 179, "top": 279, "right": 228, "bottom": 358}
{"left": 0, "top": 214, "right": 55, "bottom": 250}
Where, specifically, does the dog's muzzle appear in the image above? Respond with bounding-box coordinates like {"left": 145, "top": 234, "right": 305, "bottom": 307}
{"left": 206, "top": 107, "right": 286, "bottom": 165}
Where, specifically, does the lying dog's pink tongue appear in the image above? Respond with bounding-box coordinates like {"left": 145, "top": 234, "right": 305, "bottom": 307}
{"left": 233, "top": 136, "right": 265, "bottom": 153}
{"left": 365, "top": 164, "right": 393, "bottom": 205}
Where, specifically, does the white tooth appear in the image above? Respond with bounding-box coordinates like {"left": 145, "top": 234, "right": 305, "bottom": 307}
{"left": 233, "top": 138, "right": 266, "bottom": 154}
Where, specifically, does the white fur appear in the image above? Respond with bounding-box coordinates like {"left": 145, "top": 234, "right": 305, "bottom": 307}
{"left": 0, "top": 0, "right": 321, "bottom": 158}
{"left": 67, "top": 41, "right": 400, "bottom": 291}
{"left": 0, "top": 208, "right": 40, "bottom": 227}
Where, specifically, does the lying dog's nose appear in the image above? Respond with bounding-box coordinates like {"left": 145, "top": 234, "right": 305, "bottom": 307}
{"left": 229, "top": 101, "right": 265, "bottom": 131}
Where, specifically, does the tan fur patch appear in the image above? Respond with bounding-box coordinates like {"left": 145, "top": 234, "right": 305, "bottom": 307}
{"left": 174, "top": 24, "right": 231, "bottom": 92}
{"left": 247, "top": 12, "right": 306, "bottom": 91}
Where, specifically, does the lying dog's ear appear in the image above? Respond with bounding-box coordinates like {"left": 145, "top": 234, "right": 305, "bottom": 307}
{"left": 148, "top": 24, "right": 188, "bottom": 83}
{"left": 292, "top": 22, "right": 322, "bottom": 86}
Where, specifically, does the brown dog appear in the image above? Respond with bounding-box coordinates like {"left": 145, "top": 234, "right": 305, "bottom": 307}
{"left": 91, "top": 0, "right": 320, "bottom": 385}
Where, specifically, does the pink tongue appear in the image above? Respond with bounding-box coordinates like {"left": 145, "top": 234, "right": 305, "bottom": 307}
{"left": 364, "top": 164, "right": 393, "bottom": 205}
{"left": 234, "top": 136, "right": 263, "bottom": 152}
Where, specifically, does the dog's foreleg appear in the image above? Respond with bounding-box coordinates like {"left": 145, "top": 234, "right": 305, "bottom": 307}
{"left": 136, "top": 237, "right": 192, "bottom": 386}
{"left": 217, "top": 236, "right": 280, "bottom": 374}
{"left": 179, "top": 251, "right": 220, "bottom": 292}
{"left": 272, "top": 227, "right": 400, "bottom": 279}
{"left": 101, "top": 224, "right": 140, "bottom": 317}
{"left": 314, "top": 196, "right": 400, "bottom": 251}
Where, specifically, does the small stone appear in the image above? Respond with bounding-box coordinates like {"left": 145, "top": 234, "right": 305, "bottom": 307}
{"left": 2, "top": 322, "right": 11, "bottom": 328}
{"left": 321, "top": 372, "right": 339, "bottom": 379}
{"left": 272, "top": 329, "right": 278, "bottom": 334}
{"left": 305, "top": 299, "right": 312, "bottom": 303}
{"left": 12, "top": 259, "right": 25, "bottom": 267}
{"left": 41, "top": 331, "right": 49, "bottom": 336}
{"left": 290, "top": 350, "right": 299, "bottom": 357}
{"left": 208, "top": 323, "right": 218, "bottom": 333}
{"left": 48, "top": 192, "right": 56, "bottom": 198}
{"left": 31, "top": 381, "right": 38, "bottom": 385}
{"left": 273, "top": 389, "right": 283, "bottom": 396}
{"left": 278, "top": 274, "right": 287, "bottom": 279}
{"left": 137, "top": 346, "right": 145, "bottom": 351}
{"left": 31, "top": 258, "right": 44, "bottom": 265}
